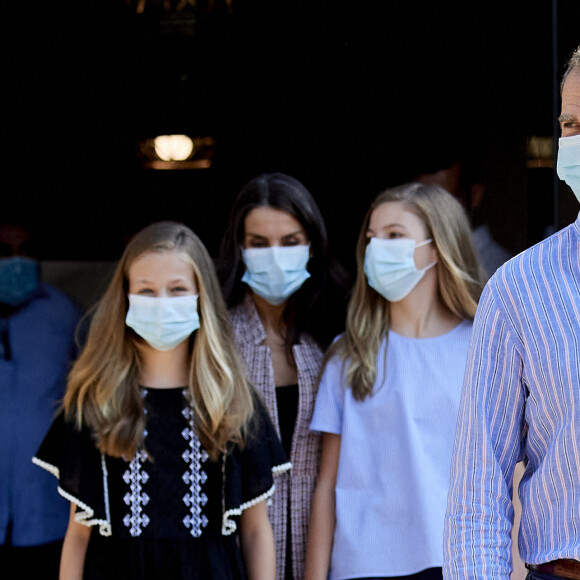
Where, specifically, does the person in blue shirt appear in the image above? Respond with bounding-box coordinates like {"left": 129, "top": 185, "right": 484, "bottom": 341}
{"left": 443, "top": 44, "right": 580, "bottom": 580}
{"left": 0, "top": 220, "right": 81, "bottom": 580}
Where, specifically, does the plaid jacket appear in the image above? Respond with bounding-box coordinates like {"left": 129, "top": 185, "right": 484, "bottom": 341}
{"left": 229, "top": 295, "right": 323, "bottom": 580}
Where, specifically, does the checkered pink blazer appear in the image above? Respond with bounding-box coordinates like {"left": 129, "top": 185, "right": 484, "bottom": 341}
{"left": 229, "top": 295, "right": 323, "bottom": 580}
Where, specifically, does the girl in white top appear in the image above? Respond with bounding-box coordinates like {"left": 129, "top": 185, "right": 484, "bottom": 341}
{"left": 305, "top": 182, "right": 487, "bottom": 580}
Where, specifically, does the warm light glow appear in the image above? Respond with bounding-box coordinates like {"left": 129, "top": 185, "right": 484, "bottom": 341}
{"left": 527, "top": 135, "right": 554, "bottom": 169}
{"left": 154, "top": 134, "right": 195, "bottom": 161}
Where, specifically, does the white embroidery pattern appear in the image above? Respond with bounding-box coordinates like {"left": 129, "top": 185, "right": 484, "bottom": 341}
{"left": 122, "top": 449, "right": 150, "bottom": 536}
{"left": 181, "top": 403, "right": 209, "bottom": 537}
{"left": 122, "top": 388, "right": 150, "bottom": 537}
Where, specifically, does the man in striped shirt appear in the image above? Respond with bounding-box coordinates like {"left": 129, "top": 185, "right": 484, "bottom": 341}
{"left": 443, "top": 45, "right": 580, "bottom": 580}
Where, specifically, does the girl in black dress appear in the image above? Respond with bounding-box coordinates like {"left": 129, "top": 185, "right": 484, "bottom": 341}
{"left": 34, "top": 221, "right": 289, "bottom": 580}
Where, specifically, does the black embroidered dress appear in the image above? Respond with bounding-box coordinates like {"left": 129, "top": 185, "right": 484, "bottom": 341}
{"left": 33, "top": 387, "right": 290, "bottom": 580}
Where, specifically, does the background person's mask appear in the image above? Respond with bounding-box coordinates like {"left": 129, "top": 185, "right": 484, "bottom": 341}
{"left": 0, "top": 257, "right": 39, "bottom": 307}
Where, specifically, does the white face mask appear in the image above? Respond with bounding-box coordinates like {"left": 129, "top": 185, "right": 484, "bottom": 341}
{"left": 125, "top": 294, "right": 200, "bottom": 351}
{"left": 241, "top": 245, "right": 311, "bottom": 306}
{"left": 557, "top": 133, "right": 580, "bottom": 202}
{"left": 364, "top": 237, "right": 436, "bottom": 302}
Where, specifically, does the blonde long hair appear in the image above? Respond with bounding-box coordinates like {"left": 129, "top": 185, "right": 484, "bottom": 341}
{"left": 328, "top": 182, "right": 486, "bottom": 401}
{"left": 64, "top": 221, "right": 254, "bottom": 461}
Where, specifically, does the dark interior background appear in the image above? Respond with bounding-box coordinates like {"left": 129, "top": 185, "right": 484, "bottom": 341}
{"left": 3, "top": 0, "right": 580, "bottom": 276}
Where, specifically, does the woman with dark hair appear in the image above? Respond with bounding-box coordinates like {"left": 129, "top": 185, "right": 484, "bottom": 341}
{"left": 217, "top": 173, "right": 350, "bottom": 580}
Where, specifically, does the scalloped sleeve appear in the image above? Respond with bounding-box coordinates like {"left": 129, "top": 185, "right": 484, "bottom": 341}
{"left": 33, "top": 412, "right": 112, "bottom": 535}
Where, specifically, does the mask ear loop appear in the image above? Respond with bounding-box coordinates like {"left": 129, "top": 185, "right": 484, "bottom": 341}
{"left": 420, "top": 261, "right": 438, "bottom": 274}
{"left": 415, "top": 238, "right": 432, "bottom": 248}
{"left": 415, "top": 238, "right": 437, "bottom": 270}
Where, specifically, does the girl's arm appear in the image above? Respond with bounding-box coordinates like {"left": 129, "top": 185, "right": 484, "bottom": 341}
{"left": 239, "top": 500, "right": 276, "bottom": 580}
{"left": 304, "top": 432, "right": 341, "bottom": 580}
{"left": 60, "top": 503, "right": 92, "bottom": 580}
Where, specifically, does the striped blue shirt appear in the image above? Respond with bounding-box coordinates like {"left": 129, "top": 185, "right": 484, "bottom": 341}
{"left": 444, "top": 214, "right": 580, "bottom": 580}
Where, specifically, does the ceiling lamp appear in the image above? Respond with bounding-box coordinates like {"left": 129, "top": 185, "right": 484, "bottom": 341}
{"left": 138, "top": 135, "right": 217, "bottom": 169}
{"left": 154, "top": 134, "right": 194, "bottom": 161}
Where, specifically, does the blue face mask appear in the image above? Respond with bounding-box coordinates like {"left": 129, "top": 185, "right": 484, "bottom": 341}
{"left": 0, "top": 257, "right": 39, "bottom": 307}
{"left": 557, "top": 134, "right": 580, "bottom": 202}
{"left": 125, "top": 294, "right": 200, "bottom": 351}
{"left": 364, "top": 237, "right": 436, "bottom": 302}
{"left": 241, "top": 245, "right": 311, "bottom": 306}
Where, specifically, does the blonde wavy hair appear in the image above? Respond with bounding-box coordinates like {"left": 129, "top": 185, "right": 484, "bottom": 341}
{"left": 64, "top": 221, "right": 254, "bottom": 461}
{"left": 327, "top": 182, "right": 487, "bottom": 401}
